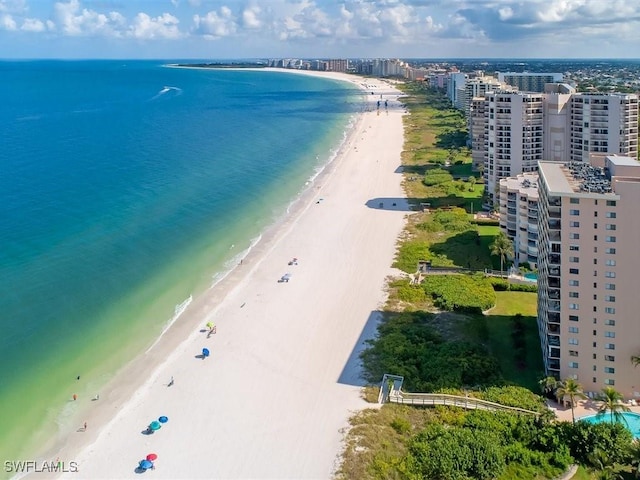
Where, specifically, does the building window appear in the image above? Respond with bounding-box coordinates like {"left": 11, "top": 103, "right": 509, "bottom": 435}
{"left": 606, "top": 236, "right": 617, "bottom": 242}
{"left": 594, "top": 211, "right": 598, "bottom": 217}
{"left": 606, "top": 248, "right": 616, "bottom": 254}
{"left": 605, "top": 343, "right": 615, "bottom": 350}
{"left": 569, "top": 245, "right": 580, "bottom": 251}
{"left": 569, "top": 303, "right": 579, "bottom": 310}
{"left": 570, "top": 268, "right": 580, "bottom": 274}
{"left": 605, "top": 319, "right": 615, "bottom": 326}
{"left": 570, "top": 221, "right": 580, "bottom": 228}
{"left": 606, "top": 212, "right": 616, "bottom": 218}
{"left": 570, "top": 198, "right": 580, "bottom": 204}
{"left": 606, "top": 200, "right": 616, "bottom": 207}
{"left": 569, "top": 362, "right": 579, "bottom": 368}
{"left": 606, "top": 260, "right": 616, "bottom": 266}
{"left": 569, "top": 315, "right": 579, "bottom": 321}
{"left": 569, "top": 350, "right": 579, "bottom": 357}
{"left": 605, "top": 331, "right": 616, "bottom": 338}
{"left": 569, "top": 280, "right": 580, "bottom": 286}
{"left": 594, "top": 235, "right": 598, "bottom": 241}
{"left": 593, "top": 259, "right": 598, "bottom": 265}
{"left": 605, "top": 272, "right": 616, "bottom": 278}
{"left": 569, "top": 292, "right": 579, "bottom": 298}
{"left": 604, "top": 367, "right": 615, "bottom": 374}
{"left": 570, "top": 233, "right": 580, "bottom": 239}
{"left": 569, "top": 326, "right": 579, "bottom": 333}
{"left": 569, "top": 338, "right": 579, "bottom": 345}
{"left": 605, "top": 283, "right": 615, "bottom": 290}
{"left": 605, "top": 355, "right": 615, "bottom": 361}
{"left": 605, "top": 296, "right": 616, "bottom": 302}
{"left": 605, "top": 379, "right": 616, "bottom": 386}
{"left": 605, "top": 307, "right": 616, "bottom": 314}
{"left": 606, "top": 224, "right": 616, "bottom": 231}
{"left": 570, "top": 257, "right": 579, "bottom": 263}
{"left": 594, "top": 223, "right": 598, "bottom": 229}
{"left": 570, "top": 209, "right": 580, "bottom": 216}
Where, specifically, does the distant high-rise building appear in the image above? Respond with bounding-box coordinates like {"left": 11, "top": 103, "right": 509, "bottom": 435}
{"left": 569, "top": 93, "right": 639, "bottom": 163}
{"left": 473, "top": 87, "right": 639, "bottom": 204}
{"left": 479, "top": 91, "right": 545, "bottom": 203}
{"left": 537, "top": 155, "right": 640, "bottom": 398}
{"left": 497, "top": 72, "right": 564, "bottom": 93}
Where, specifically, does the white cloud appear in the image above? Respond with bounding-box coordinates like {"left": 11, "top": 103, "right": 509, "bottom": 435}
{"left": 0, "top": 13, "right": 16, "bottom": 30}
{"left": 21, "top": 17, "right": 46, "bottom": 32}
{"left": 53, "top": 0, "right": 126, "bottom": 37}
{"left": 0, "top": 0, "right": 26, "bottom": 14}
{"left": 193, "top": 7, "right": 236, "bottom": 39}
{"left": 129, "top": 12, "right": 182, "bottom": 39}
{"left": 242, "top": 5, "right": 262, "bottom": 29}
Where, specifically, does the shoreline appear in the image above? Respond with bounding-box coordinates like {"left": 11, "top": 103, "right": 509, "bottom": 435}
{"left": 27, "top": 70, "right": 408, "bottom": 479}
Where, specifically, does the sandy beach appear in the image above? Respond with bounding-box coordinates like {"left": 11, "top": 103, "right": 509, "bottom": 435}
{"left": 30, "top": 71, "right": 408, "bottom": 479}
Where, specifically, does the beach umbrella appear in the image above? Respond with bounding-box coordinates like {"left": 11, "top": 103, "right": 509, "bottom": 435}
{"left": 140, "top": 460, "right": 153, "bottom": 470}
{"left": 146, "top": 453, "right": 158, "bottom": 461}
{"left": 202, "top": 348, "right": 210, "bottom": 357}
{"left": 149, "top": 421, "right": 161, "bottom": 431}
{"left": 206, "top": 322, "right": 213, "bottom": 328}
{"left": 158, "top": 416, "right": 168, "bottom": 423}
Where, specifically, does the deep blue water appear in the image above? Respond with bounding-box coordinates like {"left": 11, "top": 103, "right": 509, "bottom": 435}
{"left": 0, "top": 60, "right": 360, "bottom": 460}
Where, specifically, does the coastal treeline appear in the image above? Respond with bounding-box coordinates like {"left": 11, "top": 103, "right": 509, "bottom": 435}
{"left": 337, "top": 85, "right": 640, "bottom": 479}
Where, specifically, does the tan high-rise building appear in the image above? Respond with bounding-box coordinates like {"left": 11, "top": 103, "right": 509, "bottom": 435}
{"left": 537, "top": 155, "right": 640, "bottom": 398}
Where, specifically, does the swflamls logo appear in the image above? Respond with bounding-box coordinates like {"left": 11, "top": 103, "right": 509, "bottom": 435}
{"left": 4, "top": 460, "right": 79, "bottom": 473}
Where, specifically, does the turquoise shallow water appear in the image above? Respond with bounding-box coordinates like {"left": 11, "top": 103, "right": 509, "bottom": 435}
{"left": 0, "top": 61, "right": 361, "bottom": 462}
{"left": 580, "top": 412, "right": 640, "bottom": 438}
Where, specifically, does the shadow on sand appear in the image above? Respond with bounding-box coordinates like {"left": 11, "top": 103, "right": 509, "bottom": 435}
{"left": 365, "top": 198, "right": 412, "bottom": 212}
{"left": 337, "top": 311, "right": 383, "bottom": 387}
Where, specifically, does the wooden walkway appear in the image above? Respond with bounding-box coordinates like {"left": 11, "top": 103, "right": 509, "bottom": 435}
{"left": 379, "top": 374, "right": 539, "bottom": 417}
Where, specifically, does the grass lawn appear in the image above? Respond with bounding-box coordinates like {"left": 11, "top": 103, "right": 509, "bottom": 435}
{"left": 483, "top": 292, "right": 542, "bottom": 391}
{"left": 490, "top": 291, "right": 538, "bottom": 316}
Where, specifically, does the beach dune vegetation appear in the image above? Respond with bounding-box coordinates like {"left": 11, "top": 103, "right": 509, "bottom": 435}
{"left": 422, "top": 274, "right": 496, "bottom": 313}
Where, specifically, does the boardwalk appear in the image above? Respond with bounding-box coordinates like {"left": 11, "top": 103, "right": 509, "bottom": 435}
{"left": 379, "top": 374, "right": 539, "bottom": 417}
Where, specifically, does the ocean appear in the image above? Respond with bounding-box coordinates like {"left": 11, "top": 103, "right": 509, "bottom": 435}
{"left": 0, "top": 60, "right": 361, "bottom": 462}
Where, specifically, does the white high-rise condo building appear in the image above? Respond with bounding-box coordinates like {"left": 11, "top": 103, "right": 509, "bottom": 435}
{"left": 537, "top": 154, "right": 640, "bottom": 398}
{"left": 498, "top": 173, "right": 539, "bottom": 268}
{"left": 569, "top": 93, "right": 639, "bottom": 163}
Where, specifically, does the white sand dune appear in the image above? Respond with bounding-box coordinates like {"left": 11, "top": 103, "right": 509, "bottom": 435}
{"left": 47, "top": 72, "right": 408, "bottom": 479}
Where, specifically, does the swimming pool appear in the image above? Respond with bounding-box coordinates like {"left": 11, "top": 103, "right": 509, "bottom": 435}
{"left": 524, "top": 272, "right": 538, "bottom": 282}
{"left": 579, "top": 412, "right": 640, "bottom": 438}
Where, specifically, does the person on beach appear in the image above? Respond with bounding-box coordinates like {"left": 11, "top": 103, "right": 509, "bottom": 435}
{"left": 207, "top": 324, "right": 216, "bottom": 337}
{"left": 168, "top": 376, "right": 174, "bottom": 387}
{"left": 83, "top": 422, "right": 87, "bottom": 431}
{"left": 72, "top": 394, "right": 77, "bottom": 401}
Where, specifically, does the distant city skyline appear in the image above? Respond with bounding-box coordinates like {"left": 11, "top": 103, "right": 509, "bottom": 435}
{"left": 1, "top": 0, "right": 639, "bottom": 60}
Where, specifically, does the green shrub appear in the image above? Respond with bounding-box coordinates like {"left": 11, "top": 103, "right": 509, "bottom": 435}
{"left": 423, "top": 168, "right": 454, "bottom": 186}
{"left": 422, "top": 275, "right": 496, "bottom": 312}
{"left": 509, "top": 283, "right": 538, "bottom": 293}
{"left": 390, "top": 417, "right": 412, "bottom": 434}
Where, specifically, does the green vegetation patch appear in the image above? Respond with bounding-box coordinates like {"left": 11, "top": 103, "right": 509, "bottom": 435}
{"left": 422, "top": 274, "right": 496, "bottom": 313}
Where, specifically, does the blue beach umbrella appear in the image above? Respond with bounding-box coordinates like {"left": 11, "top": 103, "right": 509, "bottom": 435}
{"left": 202, "top": 348, "right": 210, "bottom": 358}
{"left": 140, "top": 459, "right": 153, "bottom": 470}
{"left": 158, "top": 416, "right": 168, "bottom": 424}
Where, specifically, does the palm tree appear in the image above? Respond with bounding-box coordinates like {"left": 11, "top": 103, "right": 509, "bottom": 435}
{"left": 597, "top": 386, "right": 631, "bottom": 425}
{"left": 538, "top": 375, "right": 559, "bottom": 399}
{"left": 490, "top": 232, "right": 514, "bottom": 277}
{"left": 556, "top": 377, "right": 587, "bottom": 423}
{"left": 632, "top": 355, "right": 640, "bottom": 368}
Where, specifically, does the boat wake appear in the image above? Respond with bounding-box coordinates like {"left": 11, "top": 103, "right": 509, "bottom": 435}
{"left": 150, "top": 86, "right": 183, "bottom": 101}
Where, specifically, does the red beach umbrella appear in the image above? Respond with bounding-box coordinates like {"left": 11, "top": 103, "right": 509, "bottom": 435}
{"left": 146, "top": 453, "right": 158, "bottom": 461}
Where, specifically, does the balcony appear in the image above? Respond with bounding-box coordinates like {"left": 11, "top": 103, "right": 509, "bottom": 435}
{"left": 548, "top": 312, "right": 560, "bottom": 323}
{"left": 549, "top": 267, "right": 560, "bottom": 277}
{"left": 549, "top": 300, "right": 560, "bottom": 311}
{"left": 548, "top": 219, "right": 561, "bottom": 230}
{"left": 548, "top": 335, "right": 560, "bottom": 347}
{"left": 549, "top": 359, "right": 561, "bottom": 371}
{"left": 549, "top": 254, "right": 561, "bottom": 265}
{"left": 549, "top": 347, "right": 561, "bottom": 359}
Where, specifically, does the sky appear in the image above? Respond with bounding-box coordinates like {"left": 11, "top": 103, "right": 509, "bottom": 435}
{"left": 0, "top": 0, "right": 639, "bottom": 59}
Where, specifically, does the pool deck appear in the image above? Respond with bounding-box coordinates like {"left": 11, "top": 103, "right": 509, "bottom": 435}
{"left": 548, "top": 398, "right": 640, "bottom": 422}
